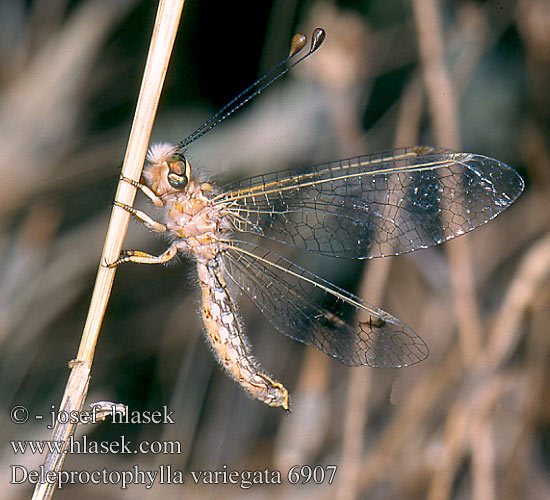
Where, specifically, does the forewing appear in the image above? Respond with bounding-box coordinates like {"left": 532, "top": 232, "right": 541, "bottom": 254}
{"left": 220, "top": 240, "right": 428, "bottom": 367}
{"left": 214, "top": 147, "right": 524, "bottom": 258}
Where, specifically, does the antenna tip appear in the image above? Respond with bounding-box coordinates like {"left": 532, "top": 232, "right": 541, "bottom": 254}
{"left": 310, "top": 28, "right": 326, "bottom": 52}
{"left": 289, "top": 33, "right": 307, "bottom": 57}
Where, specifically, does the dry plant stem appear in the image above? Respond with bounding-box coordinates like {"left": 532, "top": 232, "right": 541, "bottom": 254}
{"left": 412, "top": 0, "right": 460, "bottom": 146}
{"left": 360, "top": 351, "right": 462, "bottom": 489}
{"left": 412, "top": 0, "right": 484, "bottom": 369}
{"left": 31, "top": 1, "right": 186, "bottom": 499}
{"left": 393, "top": 74, "right": 423, "bottom": 148}
{"left": 427, "top": 402, "right": 469, "bottom": 500}
{"left": 338, "top": 83, "right": 424, "bottom": 498}
{"left": 77, "top": 0, "right": 184, "bottom": 359}
{"left": 484, "top": 233, "right": 550, "bottom": 370}
{"left": 502, "top": 306, "right": 550, "bottom": 495}
{"left": 337, "top": 259, "right": 391, "bottom": 500}
{"left": 470, "top": 400, "right": 497, "bottom": 500}
{"left": 412, "top": 1, "right": 492, "bottom": 497}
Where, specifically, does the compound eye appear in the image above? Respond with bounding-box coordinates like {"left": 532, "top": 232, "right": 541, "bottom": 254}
{"left": 167, "top": 170, "right": 188, "bottom": 189}
{"left": 167, "top": 158, "right": 190, "bottom": 189}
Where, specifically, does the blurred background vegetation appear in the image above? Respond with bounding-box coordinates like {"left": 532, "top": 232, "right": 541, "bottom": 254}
{"left": 1, "top": 0, "right": 548, "bottom": 498}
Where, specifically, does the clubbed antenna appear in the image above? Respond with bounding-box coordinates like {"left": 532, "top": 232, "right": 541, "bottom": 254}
{"left": 176, "top": 28, "right": 326, "bottom": 150}
{"left": 289, "top": 32, "right": 307, "bottom": 57}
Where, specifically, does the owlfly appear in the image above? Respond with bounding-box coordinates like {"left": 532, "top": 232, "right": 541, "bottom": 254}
{"left": 109, "top": 29, "right": 524, "bottom": 409}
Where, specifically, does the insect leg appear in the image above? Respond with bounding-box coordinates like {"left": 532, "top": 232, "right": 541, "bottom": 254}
{"left": 119, "top": 175, "right": 164, "bottom": 207}
{"left": 113, "top": 201, "right": 167, "bottom": 233}
{"left": 107, "top": 244, "right": 179, "bottom": 267}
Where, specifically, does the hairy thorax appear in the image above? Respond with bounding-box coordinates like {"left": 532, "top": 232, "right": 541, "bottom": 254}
{"left": 163, "top": 181, "right": 231, "bottom": 260}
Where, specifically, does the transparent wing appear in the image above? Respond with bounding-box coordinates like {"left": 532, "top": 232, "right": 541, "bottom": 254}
{"left": 213, "top": 147, "right": 524, "bottom": 259}
{"left": 220, "top": 240, "right": 428, "bottom": 367}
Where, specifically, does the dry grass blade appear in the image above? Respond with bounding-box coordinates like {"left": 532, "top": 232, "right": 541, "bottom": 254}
{"left": 484, "top": 233, "right": 550, "bottom": 370}
{"left": 412, "top": 0, "right": 484, "bottom": 369}
{"left": 30, "top": 1, "right": 186, "bottom": 499}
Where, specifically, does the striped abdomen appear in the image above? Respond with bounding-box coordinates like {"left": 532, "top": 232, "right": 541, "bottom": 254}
{"left": 196, "top": 257, "right": 289, "bottom": 409}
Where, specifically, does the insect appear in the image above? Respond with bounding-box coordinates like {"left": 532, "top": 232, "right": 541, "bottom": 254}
{"left": 109, "top": 29, "right": 524, "bottom": 409}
